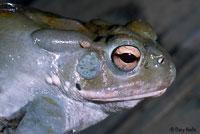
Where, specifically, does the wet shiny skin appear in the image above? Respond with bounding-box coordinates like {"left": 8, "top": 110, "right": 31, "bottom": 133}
{"left": 0, "top": 3, "right": 176, "bottom": 134}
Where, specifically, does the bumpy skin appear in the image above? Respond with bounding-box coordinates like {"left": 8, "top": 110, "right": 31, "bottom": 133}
{"left": 0, "top": 3, "right": 176, "bottom": 134}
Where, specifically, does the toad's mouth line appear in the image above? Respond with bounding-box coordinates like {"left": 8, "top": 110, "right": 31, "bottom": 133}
{"left": 80, "top": 88, "right": 167, "bottom": 102}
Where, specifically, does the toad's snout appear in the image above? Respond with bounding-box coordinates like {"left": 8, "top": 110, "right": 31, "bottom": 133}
{"left": 145, "top": 45, "right": 176, "bottom": 86}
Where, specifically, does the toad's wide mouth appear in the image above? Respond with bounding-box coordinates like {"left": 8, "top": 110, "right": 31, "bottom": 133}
{"left": 80, "top": 88, "right": 167, "bottom": 102}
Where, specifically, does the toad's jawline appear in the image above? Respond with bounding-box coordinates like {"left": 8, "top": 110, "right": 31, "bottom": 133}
{"left": 80, "top": 88, "right": 167, "bottom": 102}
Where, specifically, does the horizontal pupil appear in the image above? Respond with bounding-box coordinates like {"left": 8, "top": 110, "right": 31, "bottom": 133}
{"left": 119, "top": 53, "right": 137, "bottom": 63}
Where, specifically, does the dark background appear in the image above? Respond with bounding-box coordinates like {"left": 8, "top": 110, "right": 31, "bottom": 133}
{"left": 1, "top": 0, "right": 199, "bottom": 134}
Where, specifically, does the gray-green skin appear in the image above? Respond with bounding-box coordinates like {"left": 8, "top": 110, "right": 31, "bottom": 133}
{"left": 0, "top": 3, "right": 176, "bottom": 134}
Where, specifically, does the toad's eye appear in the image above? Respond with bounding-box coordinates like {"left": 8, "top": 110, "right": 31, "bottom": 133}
{"left": 111, "top": 46, "right": 140, "bottom": 71}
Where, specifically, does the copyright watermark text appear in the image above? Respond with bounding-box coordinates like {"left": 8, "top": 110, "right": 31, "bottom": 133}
{"left": 170, "top": 126, "right": 197, "bottom": 133}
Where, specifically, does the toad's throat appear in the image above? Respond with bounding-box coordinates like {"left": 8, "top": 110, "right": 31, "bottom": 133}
{"left": 80, "top": 88, "right": 167, "bottom": 102}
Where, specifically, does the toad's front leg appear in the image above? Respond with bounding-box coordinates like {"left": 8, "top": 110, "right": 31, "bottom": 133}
{"left": 16, "top": 96, "right": 67, "bottom": 134}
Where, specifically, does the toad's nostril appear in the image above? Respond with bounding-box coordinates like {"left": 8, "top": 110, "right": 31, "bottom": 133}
{"left": 158, "top": 57, "right": 164, "bottom": 64}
